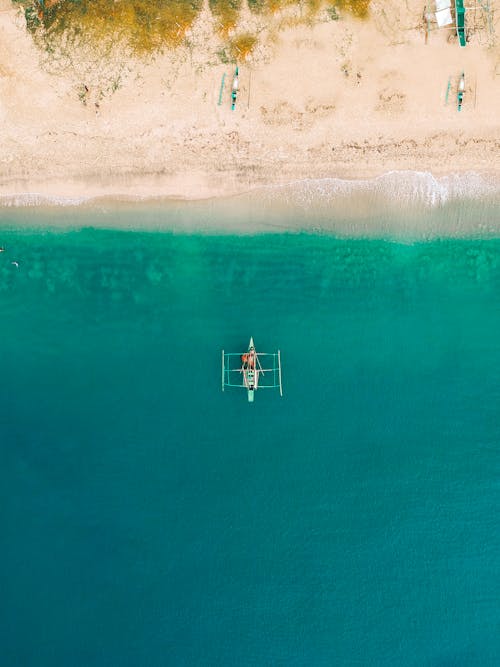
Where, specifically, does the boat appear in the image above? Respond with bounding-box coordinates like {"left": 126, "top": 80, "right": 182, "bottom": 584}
{"left": 222, "top": 337, "right": 282, "bottom": 402}
{"left": 457, "top": 71, "right": 465, "bottom": 111}
{"left": 455, "top": 0, "right": 466, "bottom": 47}
{"left": 231, "top": 66, "right": 239, "bottom": 110}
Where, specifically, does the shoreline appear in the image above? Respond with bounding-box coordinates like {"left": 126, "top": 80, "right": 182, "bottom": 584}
{"left": 1, "top": 171, "right": 499, "bottom": 238}
{"left": 0, "top": 169, "right": 500, "bottom": 209}
{"left": 1, "top": 168, "right": 500, "bottom": 207}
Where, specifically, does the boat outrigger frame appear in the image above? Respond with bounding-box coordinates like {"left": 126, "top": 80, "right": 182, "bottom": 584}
{"left": 222, "top": 337, "right": 282, "bottom": 402}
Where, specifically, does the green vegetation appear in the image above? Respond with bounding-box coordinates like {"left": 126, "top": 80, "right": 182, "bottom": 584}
{"left": 209, "top": 0, "right": 242, "bottom": 33}
{"left": 230, "top": 33, "right": 257, "bottom": 59}
{"left": 13, "top": 0, "right": 204, "bottom": 53}
{"left": 333, "top": 0, "right": 370, "bottom": 18}
{"left": 247, "top": 0, "right": 294, "bottom": 13}
{"left": 13, "top": 0, "right": 371, "bottom": 56}
{"left": 247, "top": 0, "right": 369, "bottom": 16}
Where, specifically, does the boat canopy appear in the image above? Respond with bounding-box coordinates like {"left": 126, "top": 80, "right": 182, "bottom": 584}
{"left": 435, "top": 0, "right": 453, "bottom": 27}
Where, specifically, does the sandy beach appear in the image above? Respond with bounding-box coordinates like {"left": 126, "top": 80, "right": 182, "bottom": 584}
{"left": 0, "top": 0, "right": 499, "bottom": 202}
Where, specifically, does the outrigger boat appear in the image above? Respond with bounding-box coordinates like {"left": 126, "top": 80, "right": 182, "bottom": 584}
{"left": 222, "top": 337, "right": 282, "bottom": 402}
{"left": 231, "top": 66, "right": 239, "bottom": 111}
{"left": 457, "top": 71, "right": 465, "bottom": 111}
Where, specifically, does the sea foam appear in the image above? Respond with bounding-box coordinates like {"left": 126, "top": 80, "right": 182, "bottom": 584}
{"left": 256, "top": 171, "right": 500, "bottom": 209}
{"left": 0, "top": 171, "right": 498, "bottom": 210}
{"left": 0, "top": 171, "right": 498, "bottom": 238}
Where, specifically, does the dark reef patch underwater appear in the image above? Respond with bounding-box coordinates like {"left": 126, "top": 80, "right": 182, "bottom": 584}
{"left": 1, "top": 216, "right": 499, "bottom": 666}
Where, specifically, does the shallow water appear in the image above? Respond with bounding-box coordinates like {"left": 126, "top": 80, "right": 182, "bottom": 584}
{"left": 1, "top": 210, "right": 499, "bottom": 665}
{"left": 2, "top": 171, "right": 499, "bottom": 237}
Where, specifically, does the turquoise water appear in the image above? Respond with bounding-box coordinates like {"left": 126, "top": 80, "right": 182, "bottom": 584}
{"left": 1, "top": 220, "right": 499, "bottom": 666}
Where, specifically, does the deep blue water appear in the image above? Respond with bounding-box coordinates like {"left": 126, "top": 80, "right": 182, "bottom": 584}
{"left": 1, "top": 226, "right": 499, "bottom": 666}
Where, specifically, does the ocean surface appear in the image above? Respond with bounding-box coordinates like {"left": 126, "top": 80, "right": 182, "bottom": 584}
{"left": 1, "top": 195, "right": 500, "bottom": 666}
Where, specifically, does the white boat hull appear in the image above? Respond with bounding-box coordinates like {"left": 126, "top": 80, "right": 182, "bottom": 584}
{"left": 222, "top": 336, "right": 282, "bottom": 402}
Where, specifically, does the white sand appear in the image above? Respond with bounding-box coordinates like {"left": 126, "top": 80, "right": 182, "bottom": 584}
{"left": 0, "top": 0, "right": 499, "bottom": 202}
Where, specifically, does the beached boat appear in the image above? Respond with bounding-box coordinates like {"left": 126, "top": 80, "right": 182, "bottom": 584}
{"left": 455, "top": 0, "right": 466, "bottom": 46}
{"left": 222, "top": 337, "right": 282, "bottom": 402}
{"left": 457, "top": 71, "right": 465, "bottom": 111}
{"left": 231, "top": 66, "right": 239, "bottom": 111}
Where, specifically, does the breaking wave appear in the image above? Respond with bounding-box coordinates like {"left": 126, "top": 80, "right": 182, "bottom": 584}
{"left": 0, "top": 193, "right": 91, "bottom": 207}
{"left": 254, "top": 171, "right": 500, "bottom": 210}
{"left": 0, "top": 171, "right": 498, "bottom": 238}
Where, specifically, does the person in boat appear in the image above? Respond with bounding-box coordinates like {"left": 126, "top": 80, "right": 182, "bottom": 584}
{"left": 241, "top": 351, "right": 256, "bottom": 370}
